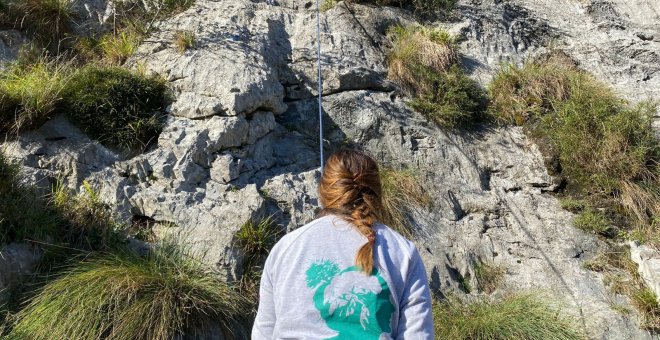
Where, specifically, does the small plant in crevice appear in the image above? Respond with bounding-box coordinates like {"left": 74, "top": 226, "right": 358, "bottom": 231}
{"left": 474, "top": 262, "right": 506, "bottom": 294}
{"left": 235, "top": 217, "right": 282, "bottom": 315}
{"left": 98, "top": 31, "right": 141, "bottom": 65}
{"left": 174, "top": 30, "right": 196, "bottom": 53}
{"left": 6, "top": 242, "right": 250, "bottom": 340}
{"left": 387, "top": 25, "right": 487, "bottom": 128}
{"left": 433, "top": 293, "right": 586, "bottom": 340}
{"left": 61, "top": 66, "right": 169, "bottom": 152}
{"left": 583, "top": 246, "right": 660, "bottom": 331}
{"left": 572, "top": 207, "right": 612, "bottom": 236}
{"left": 0, "top": 60, "right": 71, "bottom": 133}
{"left": 379, "top": 168, "right": 430, "bottom": 239}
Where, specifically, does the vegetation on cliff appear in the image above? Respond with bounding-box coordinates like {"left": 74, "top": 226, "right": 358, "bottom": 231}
{"left": 387, "top": 25, "right": 488, "bottom": 128}
{"left": 434, "top": 293, "right": 586, "bottom": 339}
{"left": 6, "top": 243, "right": 249, "bottom": 340}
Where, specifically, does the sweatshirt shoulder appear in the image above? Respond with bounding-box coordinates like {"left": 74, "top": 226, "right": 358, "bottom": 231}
{"left": 374, "top": 223, "right": 419, "bottom": 260}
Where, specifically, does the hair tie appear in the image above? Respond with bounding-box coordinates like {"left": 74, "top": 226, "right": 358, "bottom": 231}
{"left": 367, "top": 233, "right": 375, "bottom": 244}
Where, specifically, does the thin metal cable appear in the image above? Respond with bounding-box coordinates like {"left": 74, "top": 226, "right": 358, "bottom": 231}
{"left": 315, "top": 0, "right": 324, "bottom": 172}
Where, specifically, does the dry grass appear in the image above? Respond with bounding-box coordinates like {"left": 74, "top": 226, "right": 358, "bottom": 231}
{"left": 488, "top": 55, "right": 576, "bottom": 125}
{"left": 99, "top": 32, "right": 140, "bottom": 65}
{"left": 387, "top": 25, "right": 458, "bottom": 95}
{"left": 173, "top": 30, "right": 196, "bottom": 54}
{"left": 474, "top": 262, "right": 506, "bottom": 294}
{"left": 379, "top": 168, "right": 430, "bottom": 239}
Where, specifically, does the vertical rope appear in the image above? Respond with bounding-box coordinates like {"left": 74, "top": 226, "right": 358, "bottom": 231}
{"left": 315, "top": 0, "right": 324, "bottom": 173}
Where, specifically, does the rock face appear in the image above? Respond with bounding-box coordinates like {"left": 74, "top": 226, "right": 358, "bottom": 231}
{"left": 0, "top": 243, "right": 42, "bottom": 307}
{"left": 631, "top": 242, "right": 660, "bottom": 304}
{"left": 2, "top": 0, "right": 660, "bottom": 338}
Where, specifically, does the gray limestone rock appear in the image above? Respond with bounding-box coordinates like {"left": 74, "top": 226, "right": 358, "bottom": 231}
{"left": 0, "top": 243, "right": 42, "bottom": 307}
{"left": 631, "top": 241, "right": 660, "bottom": 304}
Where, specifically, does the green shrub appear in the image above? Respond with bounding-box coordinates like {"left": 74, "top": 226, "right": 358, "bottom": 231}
{"left": 387, "top": 25, "right": 486, "bottom": 128}
{"left": 433, "top": 294, "right": 585, "bottom": 340}
{"left": 6, "top": 243, "right": 250, "bottom": 339}
{"left": 380, "top": 168, "right": 430, "bottom": 239}
{"left": 0, "top": 61, "right": 70, "bottom": 132}
{"left": 489, "top": 56, "right": 660, "bottom": 246}
{"left": 407, "top": 65, "right": 488, "bottom": 128}
{"left": 573, "top": 208, "right": 611, "bottom": 235}
{"left": 61, "top": 66, "right": 169, "bottom": 151}
{"left": 0, "top": 152, "right": 60, "bottom": 244}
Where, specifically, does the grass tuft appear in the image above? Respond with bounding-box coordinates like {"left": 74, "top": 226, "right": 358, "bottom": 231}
{"left": 433, "top": 293, "right": 585, "bottom": 340}
{"left": 379, "top": 168, "right": 430, "bottom": 239}
{"left": 6, "top": 242, "right": 250, "bottom": 339}
{"left": 61, "top": 66, "right": 169, "bottom": 151}
{"left": 573, "top": 207, "right": 611, "bottom": 236}
{"left": 99, "top": 32, "right": 141, "bottom": 65}
{"left": 387, "top": 25, "right": 458, "bottom": 95}
{"left": 584, "top": 246, "right": 660, "bottom": 330}
{"left": 174, "top": 30, "right": 196, "bottom": 54}
{"left": 0, "top": 0, "right": 76, "bottom": 50}
{"left": 387, "top": 25, "right": 487, "bottom": 128}
{"left": 474, "top": 262, "right": 506, "bottom": 294}
{"left": 490, "top": 56, "right": 660, "bottom": 246}
{"left": 0, "top": 60, "right": 71, "bottom": 132}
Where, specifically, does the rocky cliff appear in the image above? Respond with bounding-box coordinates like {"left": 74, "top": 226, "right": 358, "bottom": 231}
{"left": 1, "top": 0, "right": 659, "bottom": 338}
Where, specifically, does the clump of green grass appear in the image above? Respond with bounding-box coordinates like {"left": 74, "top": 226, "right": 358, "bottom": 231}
{"left": 99, "top": 32, "right": 141, "bottom": 65}
{"left": 50, "top": 180, "right": 123, "bottom": 250}
{"left": 61, "top": 66, "right": 169, "bottom": 151}
{"left": 490, "top": 56, "right": 660, "bottom": 246}
{"left": 0, "top": 0, "right": 76, "bottom": 50}
{"left": 6, "top": 242, "right": 250, "bottom": 339}
{"left": 235, "top": 217, "right": 280, "bottom": 256}
{"left": 573, "top": 208, "right": 611, "bottom": 236}
{"left": 474, "top": 262, "right": 506, "bottom": 294}
{"left": 433, "top": 294, "right": 585, "bottom": 340}
{"left": 560, "top": 197, "right": 586, "bottom": 213}
{"left": 174, "top": 30, "right": 196, "bottom": 54}
{"left": 488, "top": 56, "right": 575, "bottom": 125}
{"left": 379, "top": 168, "right": 430, "bottom": 239}
{"left": 387, "top": 25, "right": 487, "bottom": 128}
{"left": 0, "top": 60, "right": 70, "bottom": 132}
{"left": 235, "top": 217, "right": 281, "bottom": 315}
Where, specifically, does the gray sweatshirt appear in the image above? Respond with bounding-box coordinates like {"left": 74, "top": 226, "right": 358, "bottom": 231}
{"left": 252, "top": 214, "right": 434, "bottom": 339}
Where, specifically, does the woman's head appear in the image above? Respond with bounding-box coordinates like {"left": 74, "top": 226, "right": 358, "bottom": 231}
{"left": 319, "top": 149, "right": 382, "bottom": 274}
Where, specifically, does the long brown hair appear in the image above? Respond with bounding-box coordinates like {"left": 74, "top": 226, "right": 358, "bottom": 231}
{"left": 318, "top": 149, "right": 383, "bottom": 275}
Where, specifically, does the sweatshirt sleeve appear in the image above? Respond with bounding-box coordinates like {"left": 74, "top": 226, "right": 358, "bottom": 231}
{"left": 252, "top": 257, "right": 276, "bottom": 339}
{"left": 396, "top": 246, "right": 434, "bottom": 340}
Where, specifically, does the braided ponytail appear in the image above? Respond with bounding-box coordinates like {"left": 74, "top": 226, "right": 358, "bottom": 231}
{"left": 319, "top": 149, "right": 383, "bottom": 275}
